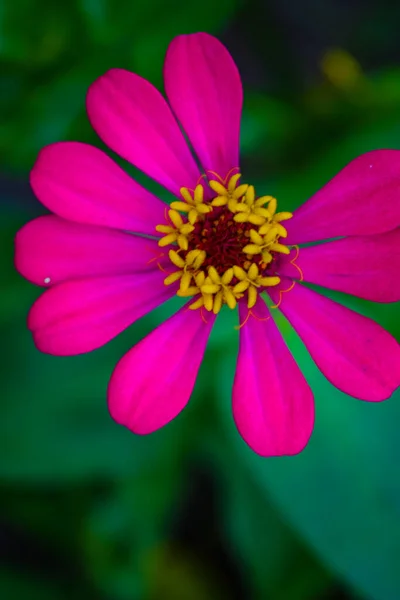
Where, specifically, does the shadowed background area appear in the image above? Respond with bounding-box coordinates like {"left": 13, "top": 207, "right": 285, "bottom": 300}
{"left": 1, "top": 0, "right": 400, "bottom": 598}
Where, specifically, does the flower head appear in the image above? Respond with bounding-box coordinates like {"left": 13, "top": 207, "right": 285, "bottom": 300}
{"left": 15, "top": 33, "right": 400, "bottom": 457}
{"left": 157, "top": 173, "right": 287, "bottom": 313}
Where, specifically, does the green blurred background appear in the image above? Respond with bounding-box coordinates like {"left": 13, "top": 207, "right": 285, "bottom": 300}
{"left": 2, "top": 0, "right": 400, "bottom": 598}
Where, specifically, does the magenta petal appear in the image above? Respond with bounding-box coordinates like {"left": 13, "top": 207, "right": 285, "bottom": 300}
{"left": 15, "top": 216, "right": 166, "bottom": 287}
{"left": 233, "top": 299, "right": 314, "bottom": 456}
{"left": 28, "top": 271, "right": 173, "bottom": 355}
{"left": 285, "top": 150, "right": 400, "bottom": 244}
{"left": 270, "top": 283, "right": 400, "bottom": 401}
{"left": 108, "top": 306, "right": 215, "bottom": 434}
{"left": 164, "top": 33, "right": 242, "bottom": 179}
{"left": 86, "top": 68, "right": 201, "bottom": 196}
{"left": 279, "top": 229, "right": 400, "bottom": 303}
{"left": 30, "top": 142, "right": 166, "bottom": 234}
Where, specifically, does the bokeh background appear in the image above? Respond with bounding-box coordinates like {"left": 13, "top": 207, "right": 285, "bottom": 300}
{"left": 2, "top": 0, "right": 400, "bottom": 598}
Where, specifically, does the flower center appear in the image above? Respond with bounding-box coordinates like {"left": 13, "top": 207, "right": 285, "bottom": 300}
{"left": 155, "top": 173, "right": 293, "bottom": 314}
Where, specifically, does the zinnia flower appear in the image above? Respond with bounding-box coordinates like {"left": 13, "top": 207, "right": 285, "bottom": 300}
{"left": 15, "top": 33, "right": 400, "bottom": 457}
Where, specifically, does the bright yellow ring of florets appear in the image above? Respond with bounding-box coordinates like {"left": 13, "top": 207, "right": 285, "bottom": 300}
{"left": 155, "top": 173, "right": 293, "bottom": 314}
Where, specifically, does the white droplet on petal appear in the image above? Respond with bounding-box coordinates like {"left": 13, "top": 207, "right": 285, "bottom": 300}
{"left": 369, "top": 164, "right": 373, "bottom": 168}
{"left": 44, "top": 277, "right": 51, "bottom": 284}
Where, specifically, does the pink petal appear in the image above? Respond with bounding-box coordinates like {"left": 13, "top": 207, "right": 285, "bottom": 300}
{"left": 279, "top": 229, "right": 400, "bottom": 303}
{"left": 108, "top": 306, "right": 215, "bottom": 434}
{"left": 164, "top": 33, "right": 242, "bottom": 179}
{"left": 28, "top": 271, "right": 173, "bottom": 355}
{"left": 15, "top": 216, "right": 166, "bottom": 287}
{"left": 30, "top": 142, "right": 166, "bottom": 235}
{"left": 269, "top": 283, "right": 400, "bottom": 401}
{"left": 86, "top": 68, "right": 201, "bottom": 196}
{"left": 233, "top": 298, "right": 314, "bottom": 456}
{"left": 285, "top": 150, "right": 400, "bottom": 244}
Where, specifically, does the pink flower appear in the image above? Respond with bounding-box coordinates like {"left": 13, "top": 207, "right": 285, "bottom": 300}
{"left": 15, "top": 33, "right": 400, "bottom": 457}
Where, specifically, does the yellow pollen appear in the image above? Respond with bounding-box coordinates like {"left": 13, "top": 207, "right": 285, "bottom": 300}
{"left": 171, "top": 184, "right": 212, "bottom": 225}
{"left": 155, "top": 172, "right": 295, "bottom": 314}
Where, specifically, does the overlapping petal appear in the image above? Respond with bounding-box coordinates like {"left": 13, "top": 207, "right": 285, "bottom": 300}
{"left": 86, "top": 68, "right": 201, "bottom": 196}
{"left": 164, "top": 32, "right": 242, "bottom": 180}
{"left": 278, "top": 229, "right": 400, "bottom": 303}
{"left": 15, "top": 216, "right": 166, "bottom": 287}
{"left": 108, "top": 306, "right": 215, "bottom": 434}
{"left": 28, "top": 271, "right": 174, "bottom": 355}
{"left": 285, "top": 150, "right": 400, "bottom": 244}
{"left": 233, "top": 299, "right": 314, "bottom": 456}
{"left": 30, "top": 142, "right": 166, "bottom": 234}
{"left": 270, "top": 283, "right": 400, "bottom": 401}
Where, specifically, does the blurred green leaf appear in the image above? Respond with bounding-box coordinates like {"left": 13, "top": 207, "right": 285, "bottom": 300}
{"left": 218, "top": 306, "right": 400, "bottom": 600}
{"left": 143, "top": 543, "right": 230, "bottom": 600}
{"left": 2, "top": 0, "right": 240, "bottom": 171}
{"left": 218, "top": 445, "right": 333, "bottom": 600}
{"left": 83, "top": 432, "right": 255, "bottom": 600}
{"left": 2, "top": 63, "right": 95, "bottom": 169}
{"left": 83, "top": 450, "right": 184, "bottom": 599}
{"left": 0, "top": 309, "right": 191, "bottom": 482}
{"left": 0, "top": 569, "right": 65, "bottom": 600}
{"left": 241, "top": 92, "right": 302, "bottom": 157}
{"left": 0, "top": 0, "right": 81, "bottom": 66}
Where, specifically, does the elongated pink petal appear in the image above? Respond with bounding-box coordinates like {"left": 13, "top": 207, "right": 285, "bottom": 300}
{"left": 15, "top": 216, "right": 166, "bottom": 287}
{"left": 86, "top": 69, "right": 201, "bottom": 196}
{"left": 285, "top": 150, "right": 400, "bottom": 244}
{"left": 28, "top": 271, "right": 174, "bottom": 355}
{"left": 279, "top": 230, "right": 400, "bottom": 303}
{"left": 108, "top": 306, "right": 215, "bottom": 434}
{"left": 233, "top": 299, "right": 314, "bottom": 456}
{"left": 30, "top": 142, "right": 166, "bottom": 234}
{"left": 269, "top": 283, "right": 400, "bottom": 401}
{"left": 164, "top": 33, "right": 242, "bottom": 180}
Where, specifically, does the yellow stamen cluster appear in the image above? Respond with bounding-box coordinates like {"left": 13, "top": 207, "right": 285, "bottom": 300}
{"left": 155, "top": 173, "right": 293, "bottom": 315}
{"left": 164, "top": 249, "right": 206, "bottom": 287}
{"left": 170, "top": 184, "right": 212, "bottom": 225}
{"left": 231, "top": 264, "right": 280, "bottom": 309}
{"left": 155, "top": 210, "right": 194, "bottom": 250}
{"left": 242, "top": 206, "right": 293, "bottom": 265}
{"left": 209, "top": 173, "right": 250, "bottom": 212}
